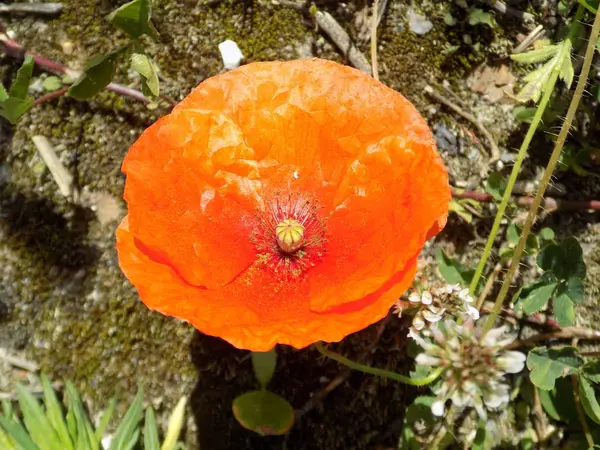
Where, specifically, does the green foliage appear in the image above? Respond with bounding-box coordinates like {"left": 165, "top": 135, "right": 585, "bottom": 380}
{"left": 0, "top": 55, "right": 35, "bottom": 124}
{"left": 511, "top": 38, "right": 575, "bottom": 103}
{"left": 0, "top": 376, "right": 185, "bottom": 450}
{"left": 68, "top": 52, "right": 121, "bottom": 100}
{"left": 558, "top": 145, "right": 600, "bottom": 178}
{"left": 436, "top": 248, "right": 474, "bottom": 287}
{"left": 130, "top": 53, "right": 160, "bottom": 97}
{"left": 468, "top": 9, "right": 496, "bottom": 27}
{"left": 448, "top": 198, "right": 482, "bottom": 223}
{"left": 527, "top": 346, "right": 583, "bottom": 390}
{"left": 579, "top": 376, "right": 600, "bottom": 424}
{"left": 108, "top": 0, "right": 159, "bottom": 39}
{"left": 251, "top": 349, "right": 277, "bottom": 389}
{"left": 515, "top": 237, "right": 586, "bottom": 326}
{"left": 232, "top": 390, "right": 294, "bottom": 436}
{"left": 485, "top": 171, "right": 507, "bottom": 201}
{"left": 42, "top": 76, "right": 63, "bottom": 92}
{"left": 68, "top": 0, "right": 161, "bottom": 101}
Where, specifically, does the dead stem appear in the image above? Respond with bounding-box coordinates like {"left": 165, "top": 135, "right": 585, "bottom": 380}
{"left": 425, "top": 85, "right": 500, "bottom": 162}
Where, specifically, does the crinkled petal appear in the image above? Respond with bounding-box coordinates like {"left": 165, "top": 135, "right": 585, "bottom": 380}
{"left": 117, "top": 216, "right": 417, "bottom": 351}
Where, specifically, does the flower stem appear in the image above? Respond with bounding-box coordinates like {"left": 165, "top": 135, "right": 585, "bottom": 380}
{"left": 483, "top": 4, "right": 599, "bottom": 333}
{"left": 315, "top": 342, "right": 444, "bottom": 386}
{"left": 470, "top": 5, "right": 585, "bottom": 300}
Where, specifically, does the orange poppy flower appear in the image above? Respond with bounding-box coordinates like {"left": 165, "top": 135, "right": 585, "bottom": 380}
{"left": 116, "top": 58, "right": 450, "bottom": 351}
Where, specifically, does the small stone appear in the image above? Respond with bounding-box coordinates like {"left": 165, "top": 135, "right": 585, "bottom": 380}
{"left": 218, "top": 39, "right": 244, "bottom": 70}
{"left": 407, "top": 8, "right": 433, "bottom": 35}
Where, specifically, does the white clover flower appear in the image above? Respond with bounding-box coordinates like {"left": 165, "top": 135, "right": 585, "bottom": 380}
{"left": 412, "top": 319, "right": 525, "bottom": 420}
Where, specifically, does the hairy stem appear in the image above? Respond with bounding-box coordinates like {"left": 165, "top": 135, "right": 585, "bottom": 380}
{"left": 484, "top": 4, "right": 600, "bottom": 333}
{"left": 470, "top": 6, "right": 585, "bottom": 299}
{"left": 315, "top": 342, "right": 444, "bottom": 386}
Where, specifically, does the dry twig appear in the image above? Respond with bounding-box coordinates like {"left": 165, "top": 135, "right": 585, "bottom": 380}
{"left": 453, "top": 188, "right": 600, "bottom": 212}
{"left": 425, "top": 85, "right": 500, "bottom": 162}
{"left": 31, "top": 135, "right": 74, "bottom": 198}
{"left": 0, "top": 349, "right": 39, "bottom": 372}
{"left": 0, "top": 3, "right": 63, "bottom": 15}
{"left": 315, "top": 10, "right": 372, "bottom": 74}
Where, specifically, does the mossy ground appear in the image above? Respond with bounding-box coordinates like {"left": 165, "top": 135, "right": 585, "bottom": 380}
{"left": 0, "top": 0, "right": 599, "bottom": 448}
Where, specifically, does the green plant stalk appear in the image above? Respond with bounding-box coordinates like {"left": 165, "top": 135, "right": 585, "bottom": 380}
{"left": 578, "top": 0, "right": 597, "bottom": 14}
{"left": 315, "top": 342, "right": 444, "bottom": 386}
{"left": 483, "top": 4, "right": 600, "bottom": 333}
{"left": 470, "top": 6, "right": 585, "bottom": 299}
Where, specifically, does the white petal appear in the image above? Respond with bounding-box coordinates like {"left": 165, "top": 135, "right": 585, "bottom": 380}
{"left": 482, "top": 326, "right": 507, "bottom": 346}
{"left": 423, "top": 310, "right": 443, "bottom": 323}
{"left": 408, "top": 291, "right": 421, "bottom": 303}
{"left": 484, "top": 388, "right": 509, "bottom": 408}
{"left": 451, "top": 390, "right": 470, "bottom": 407}
{"left": 413, "top": 314, "right": 425, "bottom": 330}
{"left": 458, "top": 288, "right": 472, "bottom": 302}
{"left": 431, "top": 400, "right": 446, "bottom": 416}
{"left": 467, "top": 305, "right": 480, "bottom": 320}
{"left": 415, "top": 353, "right": 442, "bottom": 366}
{"left": 421, "top": 291, "right": 433, "bottom": 305}
{"left": 498, "top": 351, "right": 526, "bottom": 373}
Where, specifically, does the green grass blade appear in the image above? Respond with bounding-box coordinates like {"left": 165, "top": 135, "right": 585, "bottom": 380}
{"left": 41, "top": 375, "right": 74, "bottom": 450}
{"left": 0, "top": 415, "right": 40, "bottom": 450}
{"left": 143, "top": 407, "right": 160, "bottom": 450}
{"left": 65, "top": 382, "right": 94, "bottom": 450}
{"left": 94, "top": 398, "right": 116, "bottom": 445}
{"left": 109, "top": 387, "right": 144, "bottom": 450}
{"left": 0, "top": 426, "right": 19, "bottom": 450}
{"left": 2, "top": 400, "right": 13, "bottom": 420}
{"left": 161, "top": 396, "right": 187, "bottom": 450}
{"left": 16, "top": 384, "right": 63, "bottom": 450}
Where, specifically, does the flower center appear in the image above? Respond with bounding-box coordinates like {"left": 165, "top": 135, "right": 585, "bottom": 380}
{"left": 275, "top": 219, "right": 305, "bottom": 254}
{"left": 251, "top": 192, "right": 327, "bottom": 278}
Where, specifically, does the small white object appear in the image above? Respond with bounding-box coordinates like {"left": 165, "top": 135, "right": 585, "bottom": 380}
{"left": 218, "top": 40, "right": 244, "bottom": 70}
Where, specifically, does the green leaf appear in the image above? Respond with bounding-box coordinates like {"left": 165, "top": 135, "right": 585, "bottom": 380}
{"left": 110, "top": 387, "right": 144, "bottom": 450}
{"left": 68, "top": 53, "right": 119, "bottom": 100}
{"left": 232, "top": 390, "right": 294, "bottom": 436}
{"left": 42, "top": 76, "right": 63, "bottom": 92}
{"left": 0, "top": 96, "right": 34, "bottom": 124}
{"left": 161, "top": 396, "right": 187, "bottom": 450}
{"left": 143, "top": 408, "right": 160, "bottom": 450}
{"left": 9, "top": 55, "right": 34, "bottom": 99}
{"left": 539, "top": 388, "right": 562, "bottom": 421}
{"left": 0, "top": 415, "right": 40, "bottom": 450}
{"left": 560, "top": 53, "right": 575, "bottom": 88}
{"left": 527, "top": 346, "right": 583, "bottom": 390}
{"left": 435, "top": 248, "right": 474, "bottom": 287}
{"left": 582, "top": 360, "right": 600, "bottom": 384}
{"left": 468, "top": 8, "right": 496, "bottom": 27}
{"left": 41, "top": 375, "right": 74, "bottom": 450}
{"left": 539, "top": 227, "right": 555, "bottom": 242}
{"left": 553, "top": 293, "right": 575, "bottom": 327}
{"left": 130, "top": 53, "right": 159, "bottom": 97}
{"left": 94, "top": 398, "right": 116, "bottom": 445}
{"left": 512, "top": 106, "right": 536, "bottom": 123}
{"left": 0, "top": 83, "right": 8, "bottom": 102}
{"left": 251, "top": 349, "right": 277, "bottom": 389}
{"left": 485, "top": 171, "right": 506, "bottom": 201}
{"left": 579, "top": 376, "right": 600, "bottom": 425}
{"left": 0, "top": 426, "right": 18, "bottom": 450}
{"left": 560, "top": 236, "right": 586, "bottom": 279}
{"left": 16, "top": 383, "right": 64, "bottom": 450}
{"left": 108, "top": 0, "right": 158, "bottom": 39}
{"left": 515, "top": 274, "right": 557, "bottom": 315}
{"left": 405, "top": 396, "right": 438, "bottom": 427}
{"left": 511, "top": 44, "right": 560, "bottom": 64}
{"left": 472, "top": 421, "right": 487, "bottom": 450}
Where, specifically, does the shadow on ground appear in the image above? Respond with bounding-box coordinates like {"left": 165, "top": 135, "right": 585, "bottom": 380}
{"left": 189, "top": 315, "right": 416, "bottom": 449}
